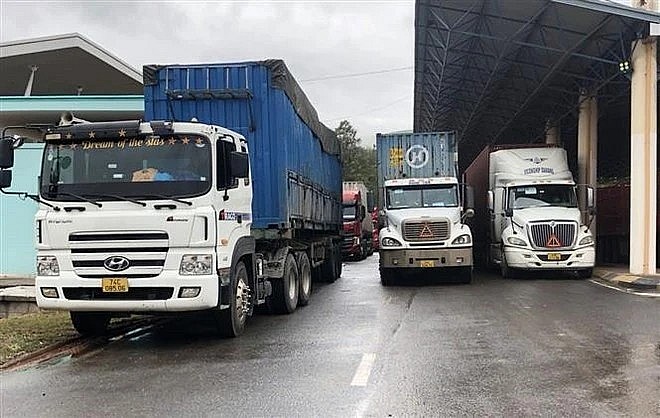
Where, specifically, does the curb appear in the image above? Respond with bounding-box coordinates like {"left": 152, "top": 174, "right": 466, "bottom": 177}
{"left": 593, "top": 269, "right": 660, "bottom": 292}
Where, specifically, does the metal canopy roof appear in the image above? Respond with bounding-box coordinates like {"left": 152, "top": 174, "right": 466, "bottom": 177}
{"left": 413, "top": 0, "right": 660, "bottom": 170}
{"left": 0, "top": 33, "right": 142, "bottom": 96}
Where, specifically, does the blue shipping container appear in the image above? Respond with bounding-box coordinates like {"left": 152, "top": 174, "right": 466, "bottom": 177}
{"left": 143, "top": 60, "right": 341, "bottom": 232}
{"left": 376, "top": 132, "right": 458, "bottom": 209}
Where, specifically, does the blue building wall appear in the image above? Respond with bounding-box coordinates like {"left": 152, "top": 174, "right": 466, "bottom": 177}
{"left": 0, "top": 144, "right": 44, "bottom": 276}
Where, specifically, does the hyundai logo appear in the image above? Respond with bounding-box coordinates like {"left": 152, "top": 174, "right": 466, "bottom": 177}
{"left": 103, "top": 256, "right": 130, "bottom": 272}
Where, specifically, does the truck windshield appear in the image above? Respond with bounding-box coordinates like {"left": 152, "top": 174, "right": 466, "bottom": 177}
{"left": 40, "top": 135, "right": 212, "bottom": 201}
{"left": 343, "top": 205, "right": 356, "bottom": 220}
{"left": 386, "top": 185, "right": 458, "bottom": 209}
{"left": 507, "top": 185, "right": 577, "bottom": 209}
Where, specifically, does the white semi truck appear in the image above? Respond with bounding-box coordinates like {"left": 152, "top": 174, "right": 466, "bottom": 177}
{"left": 376, "top": 132, "right": 474, "bottom": 285}
{"left": 0, "top": 61, "right": 343, "bottom": 336}
{"left": 464, "top": 145, "right": 596, "bottom": 278}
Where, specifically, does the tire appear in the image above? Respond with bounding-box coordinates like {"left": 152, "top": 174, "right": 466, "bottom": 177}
{"left": 297, "top": 252, "right": 312, "bottom": 307}
{"left": 70, "top": 312, "right": 110, "bottom": 336}
{"left": 321, "top": 245, "right": 339, "bottom": 283}
{"left": 214, "top": 261, "right": 250, "bottom": 338}
{"left": 380, "top": 268, "right": 396, "bottom": 286}
{"left": 500, "top": 252, "right": 513, "bottom": 279}
{"left": 269, "top": 253, "right": 299, "bottom": 314}
{"left": 459, "top": 267, "right": 473, "bottom": 284}
{"left": 577, "top": 268, "right": 593, "bottom": 279}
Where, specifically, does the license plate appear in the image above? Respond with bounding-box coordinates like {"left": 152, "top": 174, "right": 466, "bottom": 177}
{"left": 420, "top": 260, "right": 436, "bottom": 268}
{"left": 102, "top": 278, "right": 128, "bottom": 292}
{"left": 547, "top": 253, "right": 562, "bottom": 261}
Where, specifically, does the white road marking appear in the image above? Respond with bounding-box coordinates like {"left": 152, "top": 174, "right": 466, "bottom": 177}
{"left": 351, "top": 353, "right": 376, "bottom": 387}
{"left": 589, "top": 279, "right": 660, "bottom": 298}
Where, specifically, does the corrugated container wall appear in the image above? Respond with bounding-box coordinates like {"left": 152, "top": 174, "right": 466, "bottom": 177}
{"left": 376, "top": 132, "right": 457, "bottom": 209}
{"left": 143, "top": 61, "right": 342, "bottom": 231}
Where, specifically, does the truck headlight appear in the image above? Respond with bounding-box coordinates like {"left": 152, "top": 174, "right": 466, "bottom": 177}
{"left": 381, "top": 237, "right": 402, "bottom": 247}
{"left": 507, "top": 236, "right": 528, "bottom": 247}
{"left": 579, "top": 236, "right": 594, "bottom": 246}
{"left": 451, "top": 234, "right": 472, "bottom": 245}
{"left": 180, "top": 254, "right": 213, "bottom": 275}
{"left": 37, "top": 256, "right": 60, "bottom": 276}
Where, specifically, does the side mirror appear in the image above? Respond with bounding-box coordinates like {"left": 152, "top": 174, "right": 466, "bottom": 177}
{"left": 0, "top": 170, "right": 12, "bottom": 188}
{"left": 586, "top": 186, "right": 595, "bottom": 209}
{"left": 0, "top": 138, "right": 15, "bottom": 169}
{"left": 360, "top": 205, "right": 366, "bottom": 220}
{"left": 230, "top": 151, "right": 249, "bottom": 178}
{"left": 487, "top": 191, "right": 494, "bottom": 212}
{"left": 504, "top": 207, "right": 514, "bottom": 218}
{"left": 465, "top": 186, "right": 475, "bottom": 210}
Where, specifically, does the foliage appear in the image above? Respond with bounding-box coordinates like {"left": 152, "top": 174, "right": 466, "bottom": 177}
{"left": 335, "top": 120, "right": 377, "bottom": 198}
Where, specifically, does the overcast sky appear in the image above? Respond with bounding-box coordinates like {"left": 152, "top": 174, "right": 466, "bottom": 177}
{"left": 1, "top": 0, "right": 416, "bottom": 148}
{"left": 0, "top": 0, "right": 641, "bottom": 148}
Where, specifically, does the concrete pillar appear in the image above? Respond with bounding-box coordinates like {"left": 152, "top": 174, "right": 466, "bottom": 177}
{"left": 629, "top": 36, "right": 657, "bottom": 275}
{"left": 545, "top": 120, "right": 560, "bottom": 145}
{"left": 577, "top": 92, "right": 598, "bottom": 238}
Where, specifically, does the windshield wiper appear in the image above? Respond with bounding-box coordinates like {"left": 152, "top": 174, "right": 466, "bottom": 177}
{"left": 132, "top": 194, "right": 192, "bottom": 206}
{"left": 52, "top": 191, "right": 102, "bottom": 207}
{"left": 87, "top": 194, "right": 147, "bottom": 207}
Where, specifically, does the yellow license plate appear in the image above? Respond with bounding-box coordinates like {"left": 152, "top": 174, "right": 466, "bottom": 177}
{"left": 102, "top": 278, "right": 128, "bottom": 292}
{"left": 420, "top": 260, "right": 436, "bottom": 268}
{"left": 547, "top": 253, "right": 562, "bottom": 261}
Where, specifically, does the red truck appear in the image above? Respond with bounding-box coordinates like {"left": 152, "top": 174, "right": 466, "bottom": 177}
{"left": 342, "top": 182, "right": 374, "bottom": 260}
{"left": 597, "top": 178, "right": 660, "bottom": 264}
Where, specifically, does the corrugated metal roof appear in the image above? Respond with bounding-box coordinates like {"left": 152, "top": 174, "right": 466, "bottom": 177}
{"left": 414, "top": 0, "right": 659, "bottom": 170}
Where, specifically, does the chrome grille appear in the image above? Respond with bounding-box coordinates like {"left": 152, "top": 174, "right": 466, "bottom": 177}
{"left": 69, "top": 231, "right": 169, "bottom": 277}
{"left": 529, "top": 222, "right": 576, "bottom": 249}
{"left": 403, "top": 220, "right": 450, "bottom": 242}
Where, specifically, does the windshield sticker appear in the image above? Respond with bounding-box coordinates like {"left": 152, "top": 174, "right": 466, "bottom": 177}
{"left": 524, "top": 187, "right": 537, "bottom": 195}
{"left": 58, "top": 136, "right": 207, "bottom": 151}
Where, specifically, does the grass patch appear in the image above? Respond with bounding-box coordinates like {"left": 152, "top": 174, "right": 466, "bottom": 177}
{"left": 0, "top": 311, "right": 77, "bottom": 365}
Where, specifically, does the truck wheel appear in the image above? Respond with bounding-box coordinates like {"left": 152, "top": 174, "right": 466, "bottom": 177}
{"left": 459, "top": 267, "right": 473, "bottom": 284}
{"left": 215, "top": 261, "right": 249, "bottom": 337}
{"left": 297, "top": 252, "right": 312, "bottom": 307}
{"left": 500, "top": 253, "right": 514, "bottom": 279}
{"left": 380, "top": 268, "right": 396, "bottom": 286}
{"left": 269, "top": 254, "right": 299, "bottom": 314}
{"left": 70, "top": 312, "right": 110, "bottom": 336}
{"left": 321, "top": 245, "right": 338, "bottom": 283}
{"left": 577, "top": 268, "right": 593, "bottom": 279}
{"left": 335, "top": 245, "right": 343, "bottom": 280}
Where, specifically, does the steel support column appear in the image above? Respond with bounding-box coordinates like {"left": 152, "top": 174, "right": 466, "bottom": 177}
{"left": 629, "top": 36, "right": 657, "bottom": 275}
{"left": 545, "top": 120, "right": 561, "bottom": 145}
{"left": 577, "top": 93, "right": 598, "bottom": 237}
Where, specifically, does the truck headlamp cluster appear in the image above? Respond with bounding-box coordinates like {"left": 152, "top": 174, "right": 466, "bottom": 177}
{"left": 451, "top": 234, "right": 471, "bottom": 245}
{"left": 507, "top": 236, "right": 528, "bottom": 247}
{"left": 578, "top": 236, "right": 594, "bottom": 246}
{"left": 180, "top": 255, "right": 213, "bottom": 275}
{"left": 37, "top": 256, "right": 59, "bottom": 276}
{"left": 381, "top": 237, "right": 402, "bottom": 247}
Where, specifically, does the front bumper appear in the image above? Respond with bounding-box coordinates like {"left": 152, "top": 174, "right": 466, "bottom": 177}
{"left": 504, "top": 246, "right": 595, "bottom": 270}
{"left": 379, "top": 247, "right": 473, "bottom": 268}
{"left": 35, "top": 271, "right": 219, "bottom": 312}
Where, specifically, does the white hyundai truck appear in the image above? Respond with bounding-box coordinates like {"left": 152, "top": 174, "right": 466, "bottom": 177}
{"left": 0, "top": 60, "right": 343, "bottom": 336}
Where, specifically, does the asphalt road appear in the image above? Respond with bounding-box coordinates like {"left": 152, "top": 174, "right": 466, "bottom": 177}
{"left": 2, "top": 255, "right": 659, "bottom": 417}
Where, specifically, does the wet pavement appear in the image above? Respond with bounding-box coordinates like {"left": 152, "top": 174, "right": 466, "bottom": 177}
{"left": 2, "top": 255, "right": 659, "bottom": 417}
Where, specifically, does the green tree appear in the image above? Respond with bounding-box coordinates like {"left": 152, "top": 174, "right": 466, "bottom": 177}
{"left": 335, "top": 120, "right": 377, "bottom": 200}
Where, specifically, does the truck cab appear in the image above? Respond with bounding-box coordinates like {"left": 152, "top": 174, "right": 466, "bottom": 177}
{"left": 341, "top": 182, "right": 374, "bottom": 260}
{"left": 378, "top": 177, "right": 474, "bottom": 284}
{"left": 493, "top": 179, "right": 595, "bottom": 278}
